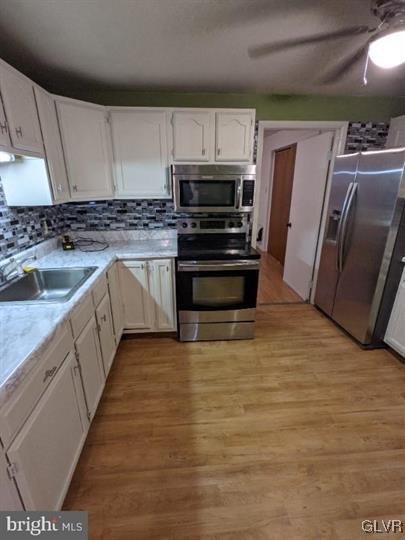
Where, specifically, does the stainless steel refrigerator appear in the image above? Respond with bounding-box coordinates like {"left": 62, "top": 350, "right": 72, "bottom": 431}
{"left": 315, "top": 148, "right": 405, "bottom": 346}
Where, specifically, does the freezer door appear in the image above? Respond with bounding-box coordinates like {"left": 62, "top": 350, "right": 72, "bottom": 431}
{"left": 315, "top": 153, "right": 359, "bottom": 315}
{"left": 332, "top": 149, "right": 405, "bottom": 344}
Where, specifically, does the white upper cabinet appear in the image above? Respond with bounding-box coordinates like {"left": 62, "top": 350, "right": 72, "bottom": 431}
{"left": 34, "top": 87, "right": 70, "bottom": 203}
{"left": 171, "top": 110, "right": 213, "bottom": 162}
{"left": 110, "top": 109, "right": 170, "bottom": 199}
{"left": 57, "top": 99, "right": 114, "bottom": 200}
{"left": 215, "top": 111, "right": 254, "bottom": 162}
{"left": 0, "top": 65, "right": 43, "bottom": 153}
{"left": 0, "top": 97, "right": 11, "bottom": 147}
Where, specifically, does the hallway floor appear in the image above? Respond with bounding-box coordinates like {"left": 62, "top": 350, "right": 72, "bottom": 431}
{"left": 258, "top": 250, "right": 303, "bottom": 304}
{"left": 63, "top": 304, "right": 405, "bottom": 539}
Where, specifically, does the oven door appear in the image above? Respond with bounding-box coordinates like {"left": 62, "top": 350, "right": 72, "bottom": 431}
{"left": 176, "top": 260, "right": 259, "bottom": 322}
{"left": 174, "top": 177, "right": 241, "bottom": 213}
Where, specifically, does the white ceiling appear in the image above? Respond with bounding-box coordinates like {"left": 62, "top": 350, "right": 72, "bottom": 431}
{"left": 0, "top": 0, "right": 404, "bottom": 96}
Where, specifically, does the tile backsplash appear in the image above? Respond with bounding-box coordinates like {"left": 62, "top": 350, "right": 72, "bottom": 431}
{"left": 0, "top": 120, "right": 391, "bottom": 261}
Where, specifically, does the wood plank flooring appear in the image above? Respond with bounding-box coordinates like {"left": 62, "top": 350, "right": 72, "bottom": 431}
{"left": 258, "top": 250, "right": 302, "bottom": 304}
{"left": 64, "top": 304, "right": 405, "bottom": 539}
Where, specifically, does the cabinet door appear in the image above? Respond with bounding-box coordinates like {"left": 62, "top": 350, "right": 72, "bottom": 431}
{"left": 0, "top": 66, "right": 43, "bottom": 153}
{"left": 96, "top": 293, "right": 116, "bottom": 375}
{"left": 0, "top": 449, "right": 23, "bottom": 510}
{"left": 215, "top": 111, "right": 254, "bottom": 162}
{"left": 386, "top": 115, "right": 405, "bottom": 148}
{"left": 0, "top": 97, "right": 11, "bottom": 147}
{"left": 34, "top": 87, "right": 70, "bottom": 203}
{"left": 107, "top": 262, "right": 124, "bottom": 344}
{"left": 7, "top": 351, "right": 88, "bottom": 511}
{"left": 111, "top": 110, "right": 170, "bottom": 198}
{"left": 385, "top": 267, "right": 405, "bottom": 356}
{"left": 75, "top": 316, "right": 105, "bottom": 420}
{"left": 57, "top": 100, "right": 113, "bottom": 200}
{"left": 149, "top": 259, "right": 176, "bottom": 331}
{"left": 119, "top": 260, "right": 152, "bottom": 330}
{"left": 171, "top": 110, "right": 212, "bottom": 161}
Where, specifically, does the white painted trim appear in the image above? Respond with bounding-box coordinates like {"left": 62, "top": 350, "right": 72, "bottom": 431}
{"left": 253, "top": 120, "right": 348, "bottom": 305}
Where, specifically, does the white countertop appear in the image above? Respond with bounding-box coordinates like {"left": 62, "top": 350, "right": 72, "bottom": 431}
{"left": 0, "top": 233, "right": 177, "bottom": 407}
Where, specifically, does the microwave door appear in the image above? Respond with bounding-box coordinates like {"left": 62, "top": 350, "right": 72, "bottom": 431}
{"left": 175, "top": 178, "right": 239, "bottom": 212}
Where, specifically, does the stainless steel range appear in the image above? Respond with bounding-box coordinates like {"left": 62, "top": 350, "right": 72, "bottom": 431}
{"left": 176, "top": 216, "right": 261, "bottom": 342}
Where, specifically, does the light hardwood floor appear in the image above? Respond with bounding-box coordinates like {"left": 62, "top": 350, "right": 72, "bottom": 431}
{"left": 258, "top": 250, "right": 302, "bottom": 304}
{"left": 64, "top": 304, "right": 405, "bottom": 539}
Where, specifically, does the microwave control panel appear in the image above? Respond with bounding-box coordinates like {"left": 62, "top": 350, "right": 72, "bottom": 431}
{"left": 242, "top": 180, "right": 255, "bottom": 207}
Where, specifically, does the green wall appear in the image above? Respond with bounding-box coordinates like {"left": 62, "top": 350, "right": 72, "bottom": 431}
{"left": 71, "top": 89, "right": 405, "bottom": 122}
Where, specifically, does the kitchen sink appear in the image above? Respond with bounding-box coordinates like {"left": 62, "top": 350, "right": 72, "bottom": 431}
{"left": 0, "top": 267, "right": 97, "bottom": 304}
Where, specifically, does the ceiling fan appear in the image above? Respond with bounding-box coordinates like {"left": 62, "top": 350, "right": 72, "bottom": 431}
{"left": 248, "top": 0, "right": 405, "bottom": 84}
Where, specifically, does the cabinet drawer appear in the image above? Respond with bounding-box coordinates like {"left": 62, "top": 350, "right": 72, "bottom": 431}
{"left": 92, "top": 273, "right": 108, "bottom": 308}
{"left": 70, "top": 293, "right": 93, "bottom": 339}
{"left": 0, "top": 323, "right": 73, "bottom": 448}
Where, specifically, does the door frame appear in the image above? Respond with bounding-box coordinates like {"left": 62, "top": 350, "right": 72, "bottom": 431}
{"left": 253, "top": 120, "right": 348, "bottom": 304}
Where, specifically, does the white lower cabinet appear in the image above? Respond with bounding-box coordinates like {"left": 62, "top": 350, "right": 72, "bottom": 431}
{"left": 119, "top": 260, "right": 153, "bottom": 330}
{"left": 107, "top": 262, "right": 124, "bottom": 344}
{"left": 7, "top": 351, "right": 88, "bottom": 510}
{"left": 119, "top": 258, "right": 176, "bottom": 332}
{"left": 96, "top": 293, "right": 116, "bottom": 375}
{"left": 75, "top": 316, "right": 105, "bottom": 421}
{"left": 385, "top": 266, "right": 405, "bottom": 356}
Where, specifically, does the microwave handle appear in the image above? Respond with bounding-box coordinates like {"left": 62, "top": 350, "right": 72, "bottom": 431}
{"left": 236, "top": 179, "right": 242, "bottom": 209}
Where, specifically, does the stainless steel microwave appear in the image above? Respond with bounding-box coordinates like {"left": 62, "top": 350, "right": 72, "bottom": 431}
{"left": 172, "top": 165, "right": 256, "bottom": 213}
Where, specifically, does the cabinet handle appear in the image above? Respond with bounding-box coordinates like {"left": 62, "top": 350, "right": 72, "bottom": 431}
{"left": 0, "top": 122, "right": 8, "bottom": 134}
{"left": 43, "top": 365, "right": 57, "bottom": 383}
{"left": 217, "top": 148, "right": 221, "bottom": 156}
{"left": 101, "top": 314, "right": 107, "bottom": 322}
{"left": 57, "top": 184, "right": 63, "bottom": 192}
{"left": 202, "top": 148, "right": 206, "bottom": 156}
{"left": 15, "top": 126, "right": 23, "bottom": 138}
{"left": 72, "top": 185, "right": 78, "bottom": 192}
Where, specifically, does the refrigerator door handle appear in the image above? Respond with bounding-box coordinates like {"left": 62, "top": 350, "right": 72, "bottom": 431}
{"left": 336, "top": 182, "right": 354, "bottom": 272}
{"left": 338, "top": 182, "right": 358, "bottom": 273}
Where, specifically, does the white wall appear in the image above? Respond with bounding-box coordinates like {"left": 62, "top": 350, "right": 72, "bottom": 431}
{"left": 256, "top": 129, "right": 319, "bottom": 251}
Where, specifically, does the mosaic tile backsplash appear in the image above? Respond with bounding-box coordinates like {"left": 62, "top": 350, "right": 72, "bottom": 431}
{"left": 344, "top": 121, "right": 389, "bottom": 153}
{"left": 0, "top": 120, "right": 391, "bottom": 261}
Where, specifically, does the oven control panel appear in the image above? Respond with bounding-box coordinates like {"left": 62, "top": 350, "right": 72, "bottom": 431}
{"left": 178, "top": 217, "right": 248, "bottom": 234}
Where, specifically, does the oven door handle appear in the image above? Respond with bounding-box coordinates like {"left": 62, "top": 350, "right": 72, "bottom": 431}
{"left": 177, "top": 260, "right": 260, "bottom": 272}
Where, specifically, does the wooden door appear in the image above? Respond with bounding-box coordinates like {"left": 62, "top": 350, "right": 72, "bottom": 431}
{"left": 171, "top": 111, "right": 212, "bottom": 161}
{"left": 267, "top": 144, "right": 297, "bottom": 265}
{"left": 215, "top": 111, "right": 254, "bottom": 162}
{"left": 149, "top": 259, "right": 176, "bottom": 331}
{"left": 57, "top": 100, "right": 114, "bottom": 200}
{"left": 0, "top": 66, "right": 43, "bottom": 153}
{"left": 96, "top": 294, "right": 116, "bottom": 375}
{"left": 118, "top": 261, "right": 153, "bottom": 330}
{"left": 111, "top": 110, "right": 170, "bottom": 198}
{"left": 75, "top": 316, "right": 105, "bottom": 420}
{"left": 34, "top": 87, "right": 70, "bottom": 203}
{"left": 7, "top": 352, "right": 88, "bottom": 510}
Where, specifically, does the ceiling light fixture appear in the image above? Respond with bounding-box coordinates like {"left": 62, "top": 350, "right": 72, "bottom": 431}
{"left": 369, "top": 28, "right": 405, "bottom": 68}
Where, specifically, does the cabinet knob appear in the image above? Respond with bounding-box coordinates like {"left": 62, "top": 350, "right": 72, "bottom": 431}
{"left": 0, "top": 122, "right": 8, "bottom": 134}
{"left": 57, "top": 184, "right": 63, "bottom": 192}
{"left": 43, "top": 365, "right": 57, "bottom": 383}
{"left": 202, "top": 148, "right": 206, "bottom": 156}
{"left": 72, "top": 185, "right": 78, "bottom": 192}
{"left": 15, "top": 126, "right": 23, "bottom": 138}
{"left": 217, "top": 148, "right": 221, "bottom": 156}
{"left": 101, "top": 314, "right": 107, "bottom": 322}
